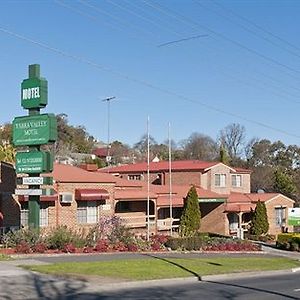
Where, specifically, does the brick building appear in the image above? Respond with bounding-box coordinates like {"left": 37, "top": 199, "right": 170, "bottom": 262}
{"left": 0, "top": 160, "right": 295, "bottom": 237}
{"left": 0, "top": 162, "right": 19, "bottom": 234}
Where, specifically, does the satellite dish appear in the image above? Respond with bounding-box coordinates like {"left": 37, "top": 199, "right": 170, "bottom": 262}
{"left": 257, "top": 189, "right": 265, "bottom": 194}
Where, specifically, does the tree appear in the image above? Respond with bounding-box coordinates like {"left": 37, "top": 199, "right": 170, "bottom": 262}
{"left": 250, "top": 200, "right": 269, "bottom": 236}
{"left": 273, "top": 169, "right": 297, "bottom": 199}
{"left": 219, "top": 144, "right": 230, "bottom": 165}
{"left": 219, "top": 123, "right": 245, "bottom": 162}
{"left": 181, "top": 132, "right": 218, "bottom": 161}
{"left": 134, "top": 134, "right": 157, "bottom": 161}
{"left": 179, "top": 186, "right": 201, "bottom": 237}
{"left": 0, "top": 144, "right": 16, "bottom": 164}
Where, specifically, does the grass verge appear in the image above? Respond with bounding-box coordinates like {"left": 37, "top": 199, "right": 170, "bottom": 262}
{"left": 0, "top": 254, "right": 11, "bottom": 261}
{"left": 25, "top": 257, "right": 300, "bottom": 281}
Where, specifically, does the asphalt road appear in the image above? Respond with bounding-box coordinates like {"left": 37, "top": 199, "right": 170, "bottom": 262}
{"left": 0, "top": 269, "right": 299, "bottom": 300}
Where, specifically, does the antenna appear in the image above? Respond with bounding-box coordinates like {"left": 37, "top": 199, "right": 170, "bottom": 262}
{"left": 100, "top": 96, "right": 116, "bottom": 166}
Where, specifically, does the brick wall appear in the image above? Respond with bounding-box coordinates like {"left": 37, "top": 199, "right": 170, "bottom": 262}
{"left": 0, "top": 163, "right": 19, "bottom": 228}
{"left": 205, "top": 166, "right": 251, "bottom": 194}
{"left": 52, "top": 182, "right": 115, "bottom": 231}
{"left": 199, "top": 202, "right": 227, "bottom": 235}
{"left": 265, "top": 195, "right": 294, "bottom": 235}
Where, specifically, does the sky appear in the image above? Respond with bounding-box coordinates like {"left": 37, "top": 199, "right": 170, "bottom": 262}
{"left": 1, "top": 0, "right": 300, "bottom": 148}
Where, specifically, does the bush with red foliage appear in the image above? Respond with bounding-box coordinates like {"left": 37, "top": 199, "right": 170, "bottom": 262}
{"left": 83, "top": 246, "right": 94, "bottom": 253}
{"left": 15, "top": 241, "right": 31, "bottom": 254}
{"left": 63, "top": 243, "right": 76, "bottom": 253}
{"left": 32, "top": 242, "right": 48, "bottom": 253}
{"left": 150, "top": 235, "right": 169, "bottom": 245}
{"left": 112, "top": 241, "right": 127, "bottom": 252}
{"left": 203, "top": 241, "right": 260, "bottom": 252}
{"left": 127, "top": 243, "right": 139, "bottom": 252}
{"left": 95, "top": 239, "right": 109, "bottom": 252}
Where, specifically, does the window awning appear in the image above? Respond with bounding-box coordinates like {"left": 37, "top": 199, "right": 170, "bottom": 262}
{"left": 75, "top": 189, "right": 109, "bottom": 201}
{"left": 18, "top": 194, "right": 58, "bottom": 202}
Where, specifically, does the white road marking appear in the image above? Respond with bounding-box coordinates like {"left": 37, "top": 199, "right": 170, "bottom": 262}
{"left": 294, "top": 288, "right": 300, "bottom": 292}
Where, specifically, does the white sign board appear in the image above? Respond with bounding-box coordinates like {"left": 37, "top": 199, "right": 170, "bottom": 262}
{"left": 15, "top": 189, "right": 43, "bottom": 196}
{"left": 22, "top": 177, "right": 44, "bottom": 185}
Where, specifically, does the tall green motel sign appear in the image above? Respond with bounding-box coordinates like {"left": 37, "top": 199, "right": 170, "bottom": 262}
{"left": 12, "top": 64, "right": 57, "bottom": 229}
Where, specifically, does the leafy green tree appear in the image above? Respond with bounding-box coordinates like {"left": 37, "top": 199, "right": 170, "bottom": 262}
{"left": 273, "top": 169, "right": 297, "bottom": 199}
{"left": 179, "top": 186, "right": 201, "bottom": 237}
{"left": 250, "top": 200, "right": 269, "bottom": 235}
{"left": 219, "top": 144, "right": 230, "bottom": 165}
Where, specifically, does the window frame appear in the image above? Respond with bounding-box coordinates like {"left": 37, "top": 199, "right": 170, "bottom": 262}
{"left": 215, "top": 174, "right": 226, "bottom": 187}
{"left": 77, "top": 201, "right": 98, "bottom": 224}
{"left": 231, "top": 174, "right": 242, "bottom": 187}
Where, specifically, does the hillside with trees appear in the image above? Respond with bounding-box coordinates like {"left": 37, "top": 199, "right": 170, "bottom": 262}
{"left": 0, "top": 117, "right": 299, "bottom": 202}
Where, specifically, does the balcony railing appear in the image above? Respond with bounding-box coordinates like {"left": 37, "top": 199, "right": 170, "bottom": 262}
{"left": 116, "top": 212, "right": 156, "bottom": 228}
{"left": 157, "top": 218, "right": 180, "bottom": 231}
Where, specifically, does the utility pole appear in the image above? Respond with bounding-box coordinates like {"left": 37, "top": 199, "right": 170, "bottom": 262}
{"left": 101, "top": 96, "right": 116, "bottom": 166}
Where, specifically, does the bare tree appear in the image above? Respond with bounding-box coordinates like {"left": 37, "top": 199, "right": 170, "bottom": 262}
{"left": 219, "top": 123, "right": 246, "bottom": 161}
{"left": 181, "top": 132, "right": 218, "bottom": 161}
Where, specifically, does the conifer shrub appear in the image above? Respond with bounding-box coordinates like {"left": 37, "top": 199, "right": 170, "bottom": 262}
{"left": 250, "top": 200, "right": 269, "bottom": 236}
{"left": 179, "top": 186, "right": 201, "bottom": 237}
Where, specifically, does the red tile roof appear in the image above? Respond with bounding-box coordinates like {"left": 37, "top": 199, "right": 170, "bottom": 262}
{"left": 48, "top": 163, "right": 117, "bottom": 183}
{"left": 227, "top": 192, "right": 281, "bottom": 204}
{"left": 99, "top": 160, "right": 252, "bottom": 174}
{"left": 156, "top": 195, "right": 184, "bottom": 207}
{"left": 115, "top": 189, "right": 157, "bottom": 200}
{"left": 99, "top": 160, "right": 220, "bottom": 173}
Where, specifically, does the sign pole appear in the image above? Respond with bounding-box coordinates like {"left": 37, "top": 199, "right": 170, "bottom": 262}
{"left": 13, "top": 64, "right": 57, "bottom": 230}
{"left": 28, "top": 65, "right": 41, "bottom": 229}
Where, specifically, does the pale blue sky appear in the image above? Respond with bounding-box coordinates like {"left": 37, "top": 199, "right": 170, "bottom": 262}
{"left": 1, "top": 0, "right": 300, "bottom": 147}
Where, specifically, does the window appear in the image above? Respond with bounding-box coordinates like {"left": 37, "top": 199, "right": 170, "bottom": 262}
{"left": 20, "top": 203, "right": 28, "bottom": 228}
{"left": 77, "top": 202, "right": 98, "bottom": 224}
{"left": 232, "top": 175, "right": 242, "bottom": 187}
{"left": 40, "top": 206, "right": 49, "bottom": 227}
{"left": 275, "top": 207, "right": 286, "bottom": 227}
{"left": 228, "top": 213, "right": 239, "bottom": 232}
{"left": 128, "top": 174, "right": 142, "bottom": 180}
{"left": 215, "top": 174, "right": 226, "bottom": 187}
{"left": 20, "top": 203, "right": 48, "bottom": 227}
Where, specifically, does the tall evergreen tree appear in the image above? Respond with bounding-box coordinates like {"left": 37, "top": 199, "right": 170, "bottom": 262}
{"left": 250, "top": 200, "right": 269, "bottom": 235}
{"left": 179, "top": 186, "right": 201, "bottom": 237}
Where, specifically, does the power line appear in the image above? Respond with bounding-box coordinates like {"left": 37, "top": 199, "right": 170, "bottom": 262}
{"left": 195, "top": 0, "right": 300, "bottom": 60}
{"left": 78, "top": 0, "right": 158, "bottom": 40}
{"left": 143, "top": 0, "right": 300, "bottom": 80}
{"left": 1, "top": 26, "right": 299, "bottom": 139}
{"left": 211, "top": 0, "right": 300, "bottom": 54}
{"left": 54, "top": 0, "right": 126, "bottom": 33}
{"left": 141, "top": 0, "right": 300, "bottom": 99}
{"left": 157, "top": 34, "right": 208, "bottom": 47}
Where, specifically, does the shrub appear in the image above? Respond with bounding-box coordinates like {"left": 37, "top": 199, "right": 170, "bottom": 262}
{"left": 46, "top": 226, "right": 85, "bottom": 250}
{"left": 63, "top": 243, "right": 76, "bottom": 253}
{"left": 250, "top": 200, "right": 269, "bottom": 235}
{"left": 15, "top": 241, "right": 31, "bottom": 254}
{"left": 32, "top": 242, "right": 48, "bottom": 253}
{"left": 2, "top": 228, "right": 42, "bottom": 248}
{"left": 83, "top": 246, "right": 94, "bottom": 253}
{"left": 179, "top": 186, "right": 201, "bottom": 237}
{"left": 95, "top": 239, "right": 109, "bottom": 252}
{"left": 127, "top": 243, "right": 139, "bottom": 252}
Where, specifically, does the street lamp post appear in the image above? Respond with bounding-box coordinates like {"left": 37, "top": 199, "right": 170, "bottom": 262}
{"left": 101, "top": 96, "right": 116, "bottom": 166}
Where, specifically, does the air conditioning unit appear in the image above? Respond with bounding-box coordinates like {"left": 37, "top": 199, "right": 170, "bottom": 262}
{"left": 59, "top": 193, "right": 73, "bottom": 204}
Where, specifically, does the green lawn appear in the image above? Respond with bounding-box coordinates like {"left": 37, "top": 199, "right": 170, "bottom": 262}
{"left": 25, "top": 257, "right": 300, "bottom": 281}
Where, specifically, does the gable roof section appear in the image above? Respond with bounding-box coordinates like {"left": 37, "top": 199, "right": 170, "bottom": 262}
{"left": 48, "top": 163, "right": 116, "bottom": 183}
